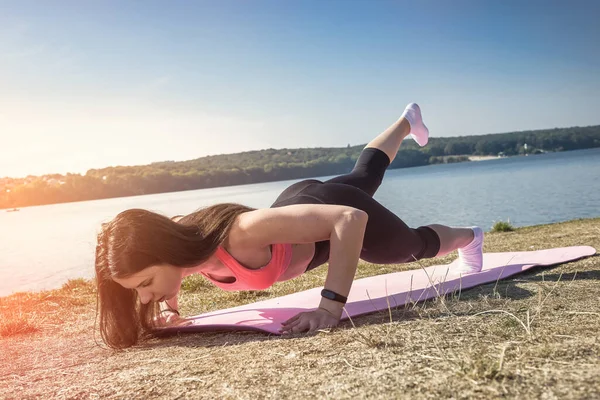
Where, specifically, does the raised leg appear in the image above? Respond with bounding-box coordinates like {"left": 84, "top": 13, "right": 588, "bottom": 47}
{"left": 365, "top": 103, "right": 429, "bottom": 164}
{"left": 364, "top": 117, "right": 411, "bottom": 165}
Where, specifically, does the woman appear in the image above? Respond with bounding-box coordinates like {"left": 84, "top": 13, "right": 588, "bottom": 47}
{"left": 95, "top": 103, "right": 484, "bottom": 349}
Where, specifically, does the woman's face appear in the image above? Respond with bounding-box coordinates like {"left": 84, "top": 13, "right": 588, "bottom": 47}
{"left": 113, "top": 264, "right": 184, "bottom": 304}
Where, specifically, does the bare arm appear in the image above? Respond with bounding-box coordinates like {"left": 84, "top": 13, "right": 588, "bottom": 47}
{"left": 236, "top": 204, "right": 369, "bottom": 317}
{"left": 318, "top": 210, "right": 368, "bottom": 317}
{"left": 160, "top": 294, "right": 179, "bottom": 314}
{"left": 158, "top": 293, "right": 194, "bottom": 327}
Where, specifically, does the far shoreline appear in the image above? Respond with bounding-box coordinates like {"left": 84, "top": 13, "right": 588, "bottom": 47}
{"left": 4, "top": 148, "right": 595, "bottom": 212}
{"left": 468, "top": 155, "right": 502, "bottom": 161}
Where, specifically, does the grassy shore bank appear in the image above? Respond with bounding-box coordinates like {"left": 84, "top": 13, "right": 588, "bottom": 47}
{"left": 1, "top": 217, "right": 599, "bottom": 399}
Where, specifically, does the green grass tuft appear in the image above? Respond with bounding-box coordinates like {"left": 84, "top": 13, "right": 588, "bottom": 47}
{"left": 491, "top": 219, "right": 515, "bottom": 232}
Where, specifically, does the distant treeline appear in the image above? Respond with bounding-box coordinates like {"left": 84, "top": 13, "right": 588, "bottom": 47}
{"left": 1, "top": 125, "right": 599, "bottom": 209}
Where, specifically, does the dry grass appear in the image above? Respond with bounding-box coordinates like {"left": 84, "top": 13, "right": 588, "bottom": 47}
{"left": 1, "top": 217, "right": 599, "bottom": 399}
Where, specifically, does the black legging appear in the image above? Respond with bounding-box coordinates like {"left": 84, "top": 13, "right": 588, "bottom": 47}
{"left": 270, "top": 147, "right": 441, "bottom": 272}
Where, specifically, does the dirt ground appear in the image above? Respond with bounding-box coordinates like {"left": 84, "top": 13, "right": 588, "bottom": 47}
{"left": 1, "top": 217, "right": 599, "bottom": 399}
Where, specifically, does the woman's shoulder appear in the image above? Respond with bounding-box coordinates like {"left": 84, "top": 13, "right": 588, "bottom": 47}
{"left": 224, "top": 212, "right": 273, "bottom": 269}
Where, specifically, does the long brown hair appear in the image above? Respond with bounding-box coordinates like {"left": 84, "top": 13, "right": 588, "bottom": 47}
{"left": 94, "top": 203, "right": 255, "bottom": 349}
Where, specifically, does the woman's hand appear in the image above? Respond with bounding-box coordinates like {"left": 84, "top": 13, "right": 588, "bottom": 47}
{"left": 153, "top": 310, "right": 193, "bottom": 327}
{"left": 279, "top": 308, "right": 340, "bottom": 335}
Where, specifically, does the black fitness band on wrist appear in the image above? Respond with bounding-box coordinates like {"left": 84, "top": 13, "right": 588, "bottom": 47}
{"left": 321, "top": 289, "right": 348, "bottom": 304}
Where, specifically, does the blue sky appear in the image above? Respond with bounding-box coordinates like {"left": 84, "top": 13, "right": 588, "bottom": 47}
{"left": 1, "top": 0, "right": 599, "bottom": 178}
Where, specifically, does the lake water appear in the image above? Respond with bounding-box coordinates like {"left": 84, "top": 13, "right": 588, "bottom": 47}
{"left": 1, "top": 147, "right": 598, "bottom": 297}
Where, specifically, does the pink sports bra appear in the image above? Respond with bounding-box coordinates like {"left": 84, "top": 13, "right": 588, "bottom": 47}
{"left": 199, "top": 243, "right": 293, "bottom": 291}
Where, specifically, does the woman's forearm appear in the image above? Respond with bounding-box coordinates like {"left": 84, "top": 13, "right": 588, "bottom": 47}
{"left": 160, "top": 294, "right": 179, "bottom": 313}
{"left": 318, "top": 210, "right": 368, "bottom": 318}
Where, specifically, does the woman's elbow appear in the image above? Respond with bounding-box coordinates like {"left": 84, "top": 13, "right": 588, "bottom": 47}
{"left": 342, "top": 208, "right": 369, "bottom": 225}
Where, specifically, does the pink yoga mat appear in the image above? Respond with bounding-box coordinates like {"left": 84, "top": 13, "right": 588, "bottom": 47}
{"left": 158, "top": 246, "right": 596, "bottom": 335}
